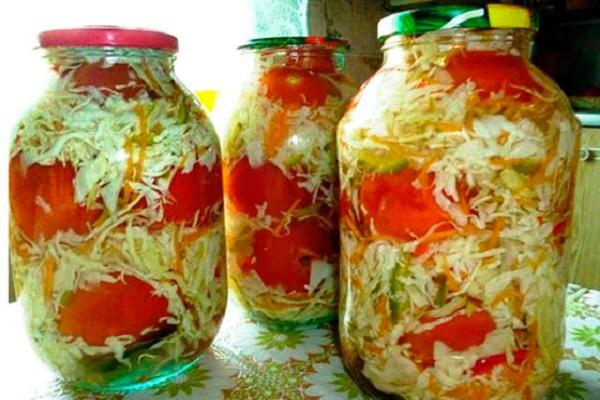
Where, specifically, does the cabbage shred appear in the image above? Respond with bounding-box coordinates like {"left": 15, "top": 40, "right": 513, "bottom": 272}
{"left": 215, "top": 45, "right": 355, "bottom": 324}
{"left": 9, "top": 47, "right": 226, "bottom": 388}
{"left": 338, "top": 31, "right": 580, "bottom": 399}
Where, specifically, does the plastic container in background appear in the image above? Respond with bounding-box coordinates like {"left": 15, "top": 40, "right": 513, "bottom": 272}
{"left": 215, "top": 37, "right": 355, "bottom": 325}
{"left": 9, "top": 27, "right": 227, "bottom": 391}
{"left": 337, "top": 5, "right": 580, "bottom": 399}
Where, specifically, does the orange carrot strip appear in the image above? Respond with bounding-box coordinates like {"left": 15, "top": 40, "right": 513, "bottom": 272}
{"left": 482, "top": 217, "right": 506, "bottom": 250}
{"left": 417, "top": 151, "right": 442, "bottom": 189}
{"left": 458, "top": 188, "right": 471, "bottom": 216}
{"left": 134, "top": 104, "right": 149, "bottom": 183}
{"left": 43, "top": 256, "right": 56, "bottom": 302}
{"left": 444, "top": 262, "right": 461, "bottom": 292}
{"left": 419, "top": 228, "right": 458, "bottom": 246}
{"left": 363, "top": 341, "right": 384, "bottom": 355}
{"left": 264, "top": 109, "right": 290, "bottom": 158}
{"left": 375, "top": 295, "right": 391, "bottom": 335}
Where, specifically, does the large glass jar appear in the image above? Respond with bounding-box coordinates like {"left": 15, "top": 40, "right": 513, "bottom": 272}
{"left": 338, "top": 6, "right": 580, "bottom": 399}
{"left": 215, "top": 37, "right": 355, "bottom": 325}
{"left": 9, "top": 28, "right": 226, "bottom": 391}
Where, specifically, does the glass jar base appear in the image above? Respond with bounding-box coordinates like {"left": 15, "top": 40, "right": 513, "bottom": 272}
{"left": 245, "top": 309, "right": 337, "bottom": 328}
{"left": 66, "top": 355, "right": 202, "bottom": 393}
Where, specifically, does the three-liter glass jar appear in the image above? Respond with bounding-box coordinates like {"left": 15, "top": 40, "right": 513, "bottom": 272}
{"left": 9, "top": 28, "right": 227, "bottom": 391}
{"left": 216, "top": 37, "right": 355, "bottom": 325}
{"left": 337, "top": 5, "right": 580, "bottom": 399}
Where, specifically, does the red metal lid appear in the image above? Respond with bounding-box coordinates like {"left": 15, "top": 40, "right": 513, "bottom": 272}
{"left": 39, "top": 27, "right": 178, "bottom": 51}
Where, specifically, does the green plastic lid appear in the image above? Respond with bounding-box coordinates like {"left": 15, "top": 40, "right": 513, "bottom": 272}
{"left": 238, "top": 36, "right": 349, "bottom": 51}
{"left": 377, "top": 4, "right": 537, "bottom": 41}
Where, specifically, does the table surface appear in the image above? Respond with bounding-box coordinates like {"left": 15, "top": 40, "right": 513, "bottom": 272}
{"left": 3, "top": 284, "right": 599, "bottom": 400}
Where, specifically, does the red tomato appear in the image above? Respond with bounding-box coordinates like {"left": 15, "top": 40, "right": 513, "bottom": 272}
{"left": 224, "top": 156, "right": 311, "bottom": 218}
{"left": 399, "top": 310, "right": 496, "bottom": 367}
{"left": 472, "top": 349, "right": 528, "bottom": 375}
{"left": 240, "top": 218, "right": 336, "bottom": 293}
{"left": 58, "top": 274, "right": 171, "bottom": 346}
{"left": 445, "top": 50, "right": 542, "bottom": 100}
{"left": 261, "top": 66, "right": 340, "bottom": 109}
{"left": 70, "top": 63, "right": 146, "bottom": 99}
{"left": 284, "top": 49, "right": 337, "bottom": 72}
{"left": 360, "top": 169, "right": 448, "bottom": 241}
{"left": 163, "top": 162, "right": 223, "bottom": 225}
{"left": 9, "top": 155, "right": 102, "bottom": 240}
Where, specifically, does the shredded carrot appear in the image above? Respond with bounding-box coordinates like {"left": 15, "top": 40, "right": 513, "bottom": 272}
{"left": 181, "top": 225, "right": 211, "bottom": 247}
{"left": 464, "top": 111, "right": 476, "bottom": 135}
{"left": 445, "top": 381, "right": 492, "bottom": 400}
{"left": 443, "top": 262, "right": 461, "bottom": 292}
{"left": 369, "top": 137, "right": 431, "bottom": 160}
{"left": 375, "top": 295, "right": 391, "bottom": 335}
{"left": 350, "top": 240, "right": 369, "bottom": 264}
{"left": 458, "top": 188, "right": 471, "bottom": 216}
{"left": 435, "top": 121, "right": 463, "bottom": 132}
{"left": 497, "top": 130, "right": 510, "bottom": 145}
{"left": 462, "top": 223, "right": 482, "bottom": 235}
{"left": 516, "top": 196, "right": 537, "bottom": 208}
{"left": 530, "top": 132, "right": 559, "bottom": 185}
{"left": 492, "top": 286, "right": 514, "bottom": 307}
{"left": 142, "top": 63, "right": 161, "bottom": 92}
{"left": 502, "top": 324, "right": 537, "bottom": 396}
{"left": 122, "top": 140, "right": 135, "bottom": 204}
{"left": 428, "top": 375, "right": 443, "bottom": 397}
{"left": 419, "top": 228, "right": 458, "bottom": 246}
{"left": 489, "top": 156, "right": 524, "bottom": 167}
{"left": 171, "top": 224, "right": 215, "bottom": 276}
{"left": 42, "top": 256, "right": 56, "bottom": 302}
{"left": 530, "top": 250, "right": 545, "bottom": 271}
{"left": 363, "top": 341, "right": 383, "bottom": 355}
{"left": 75, "top": 239, "right": 95, "bottom": 256}
{"left": 482, "top": 217, "right": 506, "bottom": 250}
{"left": 264, "top": 109, "right": 290, "bottom": 158}
{"left": 171, "top": 226, "right": 185, "bottom": 275}
{"left": 417, "top": 151, "right": 442, "bottom": 189}
{"left": 134, "top": 104, "right": 149, "bottom": 184}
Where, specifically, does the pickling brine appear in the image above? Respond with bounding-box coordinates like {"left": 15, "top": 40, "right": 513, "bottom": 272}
{"left": 9, "top": 28, "right": 226, "bottom": 391}
{"left": 215, "top": 37, "right": 355, "bottom": 325}
{"left": 338, "top": 6, "right": 580, "bottom": 399}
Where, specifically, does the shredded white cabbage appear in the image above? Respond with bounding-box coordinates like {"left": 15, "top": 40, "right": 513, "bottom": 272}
{"left": 338, "top": 31, "right": 579, "bottom": 399}
{"left": 215, "top": 46, "right": 355, "bottom": 324}
{"left": 10, "top": 47, "right": 226, "bottom": 388}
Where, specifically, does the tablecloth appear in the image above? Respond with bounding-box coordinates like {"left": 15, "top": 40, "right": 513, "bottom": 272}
{"left": 4, "top": 284, "right": 599, "bottom": 400}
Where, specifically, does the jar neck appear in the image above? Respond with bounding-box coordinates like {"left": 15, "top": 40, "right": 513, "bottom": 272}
{"left": 45, "top": 47, "right": 176, "bottom": 72}
{"left": 382, "top": 28, "right": 534, "bottom": 68}
{"left": 244, "top": 44, "right": 346, "bottom": 73}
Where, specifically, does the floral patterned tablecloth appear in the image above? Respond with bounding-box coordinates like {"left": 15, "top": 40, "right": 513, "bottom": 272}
{"left": 4, "top": 284, "right": 600, "bottom": 400}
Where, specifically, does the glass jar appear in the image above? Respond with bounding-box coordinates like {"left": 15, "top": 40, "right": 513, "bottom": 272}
{"left": 215, "top": 37, "right": 355, "bottom": 325}
{"left": 338, "top": 6, "right": 580, "bottom": 399}
{"left": 9, "top": 28, "right": 226, "bottom": 391}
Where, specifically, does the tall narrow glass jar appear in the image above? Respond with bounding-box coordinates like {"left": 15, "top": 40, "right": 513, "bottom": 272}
{"left": 9, "top": 28, "right": 226, "bottom": 391}
{"left": 338, "top": 6, "right": 580, "bottom": 399}
{"left": 216, "top": 37, "right": 355, "bottom": 325}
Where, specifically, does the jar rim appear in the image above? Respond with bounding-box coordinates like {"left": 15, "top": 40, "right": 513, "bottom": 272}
{"left": 377, "top": 4, "right": 537, "bottom": 42}
{"left": 39, "top": 26, "right": 178, "bottom": 51}
{"left": 238, "top": 36, "right": 349, "bottom": 51}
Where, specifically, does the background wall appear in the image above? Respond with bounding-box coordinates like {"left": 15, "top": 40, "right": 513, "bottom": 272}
{"left": 308, "top": 0, "right": 386, "bottom": 84}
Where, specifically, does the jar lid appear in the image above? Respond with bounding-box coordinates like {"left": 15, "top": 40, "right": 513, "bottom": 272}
{"left": 39, "top": 27, "right": 178, "bottom": 51}
{"left": 238, "top": 36, "right": 349, "bottom": 51}
{"left": 377, "top": 4, "right": 536, "bottom": 41}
